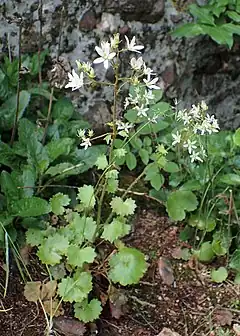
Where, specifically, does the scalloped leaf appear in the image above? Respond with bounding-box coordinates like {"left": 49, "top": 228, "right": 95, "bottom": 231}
{"left": 74, "top": 299, "right": 102, "bottom": 323}
{"left": 108, "top": 247, "right": 147, "bottom": 285}
{"left": 101, "top": 218, "right": 131, "bottom": 243}
{"left": 67, "top": 246, "right": 96, "bottom": 267}
{"left": 37, "top": 234, "right": 69, "bottom": 265}
{"left": 50, "top": 193, "right": 70, "bottom": 215}
{"left": 58, "top": 272, "right": 92, "bottom": 303}
{"left": 77, "top": 185, "right": 96, "bottom": 209}
{"left": 110, "top": 197, "right": 136, "bottom": 217}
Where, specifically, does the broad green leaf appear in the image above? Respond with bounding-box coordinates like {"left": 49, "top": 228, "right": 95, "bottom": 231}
{"left": 139, "top": 148, "right": 149, "bottom": 165}
{"left": 126, "top": 152, "right": 137, "bottom": 170}
{"left": 50, "top": 193, "right": 70, "bottom": 215}
{"left": 197, "top": 242, "right": 215, "bottom": 262}
{"left": 0, "top": 90, "right": 31, "bottom": 130}
{"left": 233, "top": 128, "right": 240, "bottom": 146}
{"left": 226, "top": 10, "right": 240, "bottom": 22}
{"left": 18, "top": 118, "right": 43, "bottom": 144}
{"left": 74, "top": 299, "right": 102, "bottom": 322}
{"left": 150, "top": 173, "right": 164, "bottom": 191}
{"left": 130, "top": 136, "right": 142, "bottom": 150}
{"left": 220, "top": 173, "right": 240, "bottom": 185}
{"left": 110, "top": 197, "right": 136, "bottom": 217}
{"left": 201, "top": 25, "right": 233, "bottom": 48}
{"left": 137, "top": 119, "right": 169, "bottom": 135}
{"left": 28, "top": 87, "right": 56, "bottom": 101}
{"left": 166, "top": 190, "right": 198, "bottom": 221}
{"left": 22, "top": 165, "right": 36, "bottom": 197}
{"left": 67, "top": 246, "right": 96, "bottom": 267}
{"left": 229, "top": 249, "right": 240, "bottom": 271}
{"left": 108, "top": 247, "right": 147, "bottom": 285}
{"left": 189, "top": 4, "right": 215, "bottom": 25}
{"left": 163, "top": 162, "right": 180, "bottom": 173}
{"left": 37, "top": 234, "right": 69, "bottom": 265}
{"left": 46, "top": 138, "right": 75, "bottom": 162}
{"left": 58, "top": 272, "right": 92, "bottom": 303}
{"left": 124, "top": 108, "right": 138, "bottom": 123}
{"left": 30, "top": 50, "right": 48, "bottom": 76}
{"left": 27, "top": 137, "right": 50, "bottom": 175}
{"left": 70, "top": 145, "right": 107, "bottom": 173}
{"left": 0, "top": 142, "right": 20, "bottom": 169}
{"left": 52, "top": 97, "right": 74, "bottom": 121}
{"left": 0, "top": 171, "right": 20, "bottom": 202}
{"left": 101, "top": 218, "right": 131, "bottom": 243}
{"left": 77, "top": 185, "right": 96, "bottom": 209}
{"left": 172, "top": 23, "right": 204, "bottom": 38}
{"left": 179, "top": 180, "right": 202, "bottom": 191}
{"left": 211, "top": 267, "right": 228, "bottom": 283}
{"left": 9, "top": 197, "right": 51, "bottom": 217}
{"left": 45, "top": 162, "right": 84, "bottom": 178}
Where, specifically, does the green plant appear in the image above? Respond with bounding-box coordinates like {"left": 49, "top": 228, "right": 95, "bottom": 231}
{"left": 172, "top": 0, "right": 240, "bottom": 48}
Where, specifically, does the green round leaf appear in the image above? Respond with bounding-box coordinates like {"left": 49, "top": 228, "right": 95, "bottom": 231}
{"left": 229, "top": 249, "right": 240, "bottom": 271}
{"left": 108, "top": 247, "right": 147, "bottom": 285}
{"left": 166, "top": 190, "right": 198, "bottom": 221}
{"left": 197, "top": 242, "right": 215, "bottom": 262}
{"left": 234, "top": 272, "right": 240, "bottom": 285}
{"left": 211, "top": 267, "right": 228, "bottom": 283}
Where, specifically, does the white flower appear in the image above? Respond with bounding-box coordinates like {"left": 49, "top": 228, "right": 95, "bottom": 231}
{"left": 93, "top": 41, "right": 116, "bottom": 69}
{"left": 148, "top": 115, "right": 158, "bottom": 124}
{"left": 172, "top": 131, "right": 181, "bottom": 146}
{"left": 88, "top": 129, "right": 94, "bottom": 137}
{"left": 130, "top": 57, "right": 144, "bottom": 70}
{"left": 183, "top": 139, "right": 197, "bottom": 154}
{"left": 143, "top": 63, "right": 155, "bottom": 76}
{"left": 77, "top": 129, "right": 86, "bottom": 138}
{"left": 124, "top": 98, "right": 130, "bottom": 109}
{"left": 65, "top": 70, "right": 84, "bottom": 91}
{"left": 190, "top": 151, "right": 203, "bottom": 163}
{"left": 200, "top": 100, "right": 208, "bottom": 111}
{"left": 145, "top": 90, "right": 155, "bottom": 101}
{"left": 135, "top": 105, "right": 149, "bottom": 117}
{"left": 80, "top": 137, "right": 92, "bottom": 150}
{"left": 116, "top": 120, "right": 134, "bottom": 133}
{"left": 181, "top": 112, "right": 192, "bottom": 125}
{"left": 143, "top": 75, "right": 160, "bottom": 90}
{"left": 204, "top": 114, "right": 220, "bottom": 134}
{"left": 190, "top": 104, "right": 201, "bottom": 119}
{"left": 125, "top": 36, "right": 144, "bottom": 53}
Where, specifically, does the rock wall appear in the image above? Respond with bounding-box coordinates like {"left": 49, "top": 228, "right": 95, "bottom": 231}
{"left": 1, "top": 0, "right": 240, "bottom": 130}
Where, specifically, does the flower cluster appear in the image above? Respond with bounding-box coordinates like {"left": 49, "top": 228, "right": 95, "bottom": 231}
{"left": 77, "top": 129, "right": 94, "bottom": 150}
{"left": 172, "top": 101, "right": 219, "bottom": 163}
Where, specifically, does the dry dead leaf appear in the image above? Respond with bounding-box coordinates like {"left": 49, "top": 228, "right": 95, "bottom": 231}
{"left": 233, "top": 324, "right": 240, "bottom": 336}
{"left": 156, "top": 327, "right": 181, "bottom": 336}
{"left": 24, "top": 281, "right": 41, "bottom": 302}
{"left": 53, "top": 316, "right": 86, "bottom": 336}
{"left": 109, "top": 286, "right": 128, "bottom": 319}
{"left": 158, "top": 257, "right": 174, "bottom": 285}
{"left": 214, "top": 309, "right": 233, "bottom": 326}
{"left": 19, "top": 244, "right": 32, "bottom": 265}
{"left": 43, "top": 299, "right": 64, "bottom": 317}
{"left": 41, "top": 280, "right": 57, "bottom": 300}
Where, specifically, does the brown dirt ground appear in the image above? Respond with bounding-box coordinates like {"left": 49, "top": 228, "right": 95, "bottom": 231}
{"left": 0, "top": 208, "right": 239, "bottom": 336}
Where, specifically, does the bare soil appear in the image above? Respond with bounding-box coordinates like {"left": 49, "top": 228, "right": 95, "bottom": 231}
{"left": 0, "top": 208, "right": 239, "bottom": 336}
